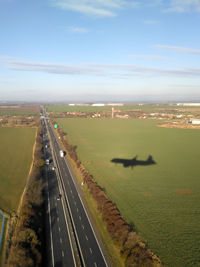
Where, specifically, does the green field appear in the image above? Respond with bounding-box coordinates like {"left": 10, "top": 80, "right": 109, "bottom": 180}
{"left": 0, "top": 110, "right": 38, "bottom": 116}
{"left": 47, "top": 103, "right": 177, "bottom": 113}
{"left": 0, "top": 127, "right": 36, "bottom": 212}
{"left": 56, "top": 118, "right": 200, "bottom": 267}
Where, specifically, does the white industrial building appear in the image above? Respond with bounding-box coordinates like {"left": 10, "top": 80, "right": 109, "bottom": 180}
{"left": 189, "top": 119, "right": 200, "bottom": 125}
{"left": 177, "top": 103, "right": 200, "bottom": 106}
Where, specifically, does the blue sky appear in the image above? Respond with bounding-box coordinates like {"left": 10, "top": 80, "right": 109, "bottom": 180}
{"left": 1, "top": 0, "right": 200, "bottom": 102}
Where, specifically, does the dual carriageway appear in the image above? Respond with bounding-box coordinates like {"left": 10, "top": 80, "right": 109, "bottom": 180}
{"left": 42, "top": 113, "right": 109, "bottom": 267}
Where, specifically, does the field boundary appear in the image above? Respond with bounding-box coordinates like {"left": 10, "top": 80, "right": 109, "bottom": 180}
{"left": 157, "top": 122, "right": 200, "bottom": 130}
{"left": 17, "top": 128, "right": 38, "bottom": 214}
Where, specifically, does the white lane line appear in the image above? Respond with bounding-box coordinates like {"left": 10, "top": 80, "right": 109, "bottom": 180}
{"left": 90, "top": 247, "right": 92, "bottom": 254}
{"left": 82, "top": 224, "right": 84, "bottom": 230}
{"left": 94, "top": 263, "right": 97, "bottom": 267}
{"left": 62, "top": 250, "right": 64, "bottom": 257}
{"left": 79, "top": 216, "right": 81, "bottom": 221}
{"left": 60, "top": 237, "right": 62, "bottom": 244}
{"left": 70, "top": 189, "right": 72, "bottom": 194}
{"left": 85, "top": 235, "right": 88, "bottom": 241}
{"left": 57, "top": 217, "right": 59, "bottom": 222}
{"left": 74, "top": 201, "right": 76, "bottom": 206}
{"left": 77, "top": 208, "right": 79, "bottom": 212}
{"left": 58, "top": 226, "right": 61, "bottom": 232}
{"left": 55, "top": 202, "right": 57, "bottom": 207}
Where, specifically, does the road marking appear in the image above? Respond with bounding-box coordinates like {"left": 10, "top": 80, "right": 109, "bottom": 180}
{"left": 62, "top": 250, "right": 64, "bottom": 257}
{"left": 90, "top": 248, "right": 92, "bottom": 254}
{"left": 57, "top": 217, "right": 59, "bottom": 222}
{"left": 85, "top": 235, "right": 88, "bottom": 241}
{"left": 77, "top": 208, "right": 79, "bottom": 212}
{"left": 94, "top": 263, "right": 97, "bottom": 267}
{"left": 79, "top": 216, "right": 81, "bottom": 221}
{"left": 60, "top": 237, "right": 62, "bottom": 244}
{"left": 70, "top": 189, "right": 72, "bottom": 194}
{"left": 55, "top": 202, "right": 57, "bottom": 207}
{"left": 58, "top": 226, "right": 61, "bottom": 232}
{"left": 74, "top": 201, "right": 76, "bottom": 206}
{"left": 82, "top": 224, "right": 84, "bottom": 230}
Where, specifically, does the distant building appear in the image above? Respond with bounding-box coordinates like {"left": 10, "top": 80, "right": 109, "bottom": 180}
{"left": 189, "top": 119, "right": 200, "bottom": 125}
{"left": 177, "top": 103, "right": 200, "bottom": 106}
{"left": 176, "top": 114, "right": 183, "bottom": 118}
{"left": 115, "top": 114, "right": 129, "bottom": 119}
{"left": 92, "top": 103, "right": 105, "bottom": 106}
{"left": 107, "top": 103, "right": 124, "bottom": 106}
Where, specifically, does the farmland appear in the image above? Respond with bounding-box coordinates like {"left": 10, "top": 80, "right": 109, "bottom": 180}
{"left": 0, "top": 127, "right": 36, "bottom": 212}
{"left": 56, "top": 118, "right": 200, "bottom": 267}
{"left": 47, "top": 103, "right": 177, "bottom": 113}
{"left": 0, "top": 105, "right": 40, "bottom": 116}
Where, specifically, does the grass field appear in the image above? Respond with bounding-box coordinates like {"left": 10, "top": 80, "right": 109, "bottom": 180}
{"left": 56, "top": 118, "right": 200, "bottom": 267}
{"left": 47, "top": 103, "right": 177, "bottom": 113}
{"left": 0, "top": 105, "right": 39, "bottom": 116}
{"left": 0, "top": 110, "right": 39, "bottom": 116}
{"left": 0, "top": 127, "right": 36, "bottom": 212}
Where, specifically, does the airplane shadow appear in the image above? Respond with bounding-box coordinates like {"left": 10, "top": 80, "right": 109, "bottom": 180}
{"left": 111, "top": 155, "right": 156, "bottom": 169}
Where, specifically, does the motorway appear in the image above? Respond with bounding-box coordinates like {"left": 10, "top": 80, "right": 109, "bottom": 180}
{"left": 42, "top": 112, "right": 109, "bottom": 267}
{"left": 43, "top": 119, "right": 76, "bottom": 267}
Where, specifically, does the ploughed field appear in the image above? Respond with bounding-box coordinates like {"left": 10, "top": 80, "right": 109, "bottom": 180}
{"left": 0, "top": 127, "right": 36, "bottom": 212}
{"left": 56, "top": 118, "right": 200, "bottom": 267}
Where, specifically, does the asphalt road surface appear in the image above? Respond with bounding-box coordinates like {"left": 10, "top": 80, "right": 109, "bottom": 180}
{"left": 43, "top": 119, "right": 76, "bottom": 267}
{"left": 43, "top": 112, "right": 109, "bottom": 267}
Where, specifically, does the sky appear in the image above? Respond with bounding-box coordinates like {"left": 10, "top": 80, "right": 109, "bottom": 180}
{"left": 1, "top": 0, "right": 200, "bottom": 102}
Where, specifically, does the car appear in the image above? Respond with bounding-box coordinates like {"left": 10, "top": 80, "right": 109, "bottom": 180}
{"left": 57, "top": 194, "right": 62, "bottom": 200}
{"left": 45, "top": 159, "right": 50, "bottom": 165}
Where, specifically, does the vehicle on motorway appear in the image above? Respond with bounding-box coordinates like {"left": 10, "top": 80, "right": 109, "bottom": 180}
{"left": 45, "top": 159, "right": 50, "bottom": 165}
{"left": 57, "top": 194, "right": 62, "bottom": 200}
{"left": 60, "top": 150, "right": 64, "bottom": 157}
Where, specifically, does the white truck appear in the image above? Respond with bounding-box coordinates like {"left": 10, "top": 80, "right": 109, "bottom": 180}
{"left": 60, "top": 150, "right": 64, "bottom": 157}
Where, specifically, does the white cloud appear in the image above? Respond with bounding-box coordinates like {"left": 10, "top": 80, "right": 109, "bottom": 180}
{"left": 67, "top": 26, "right": 89, "bottom": 33}
{"left": 1, "top": 56, "right": 200, "bottom": 78}
{"left": 51, "top": 0, "right": 139, "bottom": 17}
{"left": 52, "top": 0, "right": 122, "bottom": 17}
{"left": 129, "top": 54, "right": 167, "bottom": 60}
{"left": 156, "top": 44, "right": 200, "bottom": 54}
{"left": 164, "top": 0, "right": 200, "bottom": 13}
